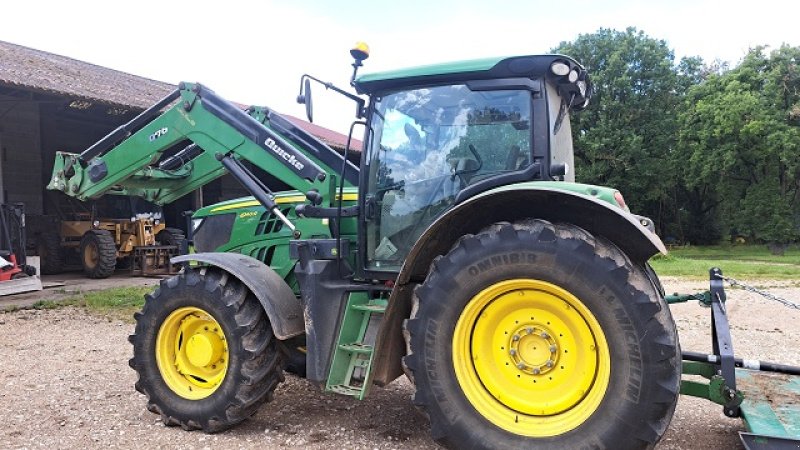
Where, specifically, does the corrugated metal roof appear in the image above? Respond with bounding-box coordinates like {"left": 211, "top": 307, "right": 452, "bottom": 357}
{"left": 0, "top": 40, "right": 359, "bottom": 150}
{"left": 284, "top": 114, "right": 362, "bottom": 151}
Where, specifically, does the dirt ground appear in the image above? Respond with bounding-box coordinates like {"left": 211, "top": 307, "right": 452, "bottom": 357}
{"left": 0, "top": 276, "right": 798, "bottom": 449}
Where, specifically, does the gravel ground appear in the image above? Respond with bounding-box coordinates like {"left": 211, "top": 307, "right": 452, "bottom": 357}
{"left": 1, "top": 277, "right": 798, "bottom": 449}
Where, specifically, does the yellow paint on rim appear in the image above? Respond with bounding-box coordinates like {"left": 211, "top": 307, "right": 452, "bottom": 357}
{"left": 155, "top": 306, "right": 228, "bottom": 400}
{"left": 83, "top": 242, "right": 98, "bottom": 269}
{"left": 209, "top": 193, "right": 358, "bottom": 212}
{"left": 452, "top": 279, "right": 610, "bottom": 437}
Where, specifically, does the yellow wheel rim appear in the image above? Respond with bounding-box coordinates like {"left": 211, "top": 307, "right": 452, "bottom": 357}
{"left": 453, "top": 279, "right": 610, "bottom": 437}
{"left": 155, "top": 306, "right": 228, "bottom": 400}
{"left": 83, "top": 243, "right": 98, "bottom": 268}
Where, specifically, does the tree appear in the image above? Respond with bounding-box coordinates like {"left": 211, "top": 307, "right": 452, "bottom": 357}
{"left": 678, "top": 46, "right": 800, "bottom": 250}
{"left": 553, "top": 28, "right": 690, "bottom": 236}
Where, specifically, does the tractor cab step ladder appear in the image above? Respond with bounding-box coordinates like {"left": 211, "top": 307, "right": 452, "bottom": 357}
{"left": 326, "top": 293, "right": 387, "bottom": 399}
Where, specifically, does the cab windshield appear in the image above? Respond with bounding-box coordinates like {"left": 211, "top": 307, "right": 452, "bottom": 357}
{"left": 364, "top": 84, "right": 532, "bottom": 271}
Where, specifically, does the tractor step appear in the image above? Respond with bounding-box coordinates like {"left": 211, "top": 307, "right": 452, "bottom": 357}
{"left": 338, "top": 343, "right": 374, "bottom": 354}
{"left": 325, "top": 294, "right": 387, "bottom": 400}
{"left": 351, "top": 302, "right": 387, "bottom": 313}
{"left": 328, "top": 384, "right": 365, "bottom": 396}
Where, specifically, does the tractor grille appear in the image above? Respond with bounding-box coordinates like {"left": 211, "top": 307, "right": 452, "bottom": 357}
{"left": 250, "top": 245, "right": 276, "bottom": 265}
{"left": 254, "top": 208, "right": 291, "bottom": 235}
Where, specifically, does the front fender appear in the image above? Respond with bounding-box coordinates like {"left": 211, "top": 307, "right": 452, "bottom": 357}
{"left": 171, "top": 253, "right": 303, "bottom": 340}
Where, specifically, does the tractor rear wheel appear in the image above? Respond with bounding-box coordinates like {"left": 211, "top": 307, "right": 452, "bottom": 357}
{"left": 403, "top": 220, "right": 680, "bottom": 450}
{"left": 80, "top": 230, "right": 116, "bottom": 279}
{"left": 129, "top": 267, "right": 285, "bottom": 432}
{"left": 38, "top": 232, "right": 64, "bottom": 275}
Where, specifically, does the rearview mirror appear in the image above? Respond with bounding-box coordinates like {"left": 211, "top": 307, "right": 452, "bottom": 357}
{"left": 296, "top": 78, "right": 314, "bottom": 123}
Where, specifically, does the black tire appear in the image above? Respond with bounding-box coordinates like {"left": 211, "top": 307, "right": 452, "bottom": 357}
{"left": 157, "top": 228, "right": 186, "bottom": 248}
{"left": 23, "top": 265, "right": 37, "bottom": 277}
{"left": 38, "top": 232, "right": 64, "bottom": 275}
{"left": 281, "top": 335, "right": 308, "bottom": 378}
{"left": 129, "top": 267, "right": 285, "bottom": 432}
{"left": 403, "top": 220, "right": 680, "bottom": 450}
{"left": 80, "top": 230, "right": 117, "bottom": 279}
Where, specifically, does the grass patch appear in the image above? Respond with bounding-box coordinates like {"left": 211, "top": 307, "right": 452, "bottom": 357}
{"left": 651, "top": 244, "right": 800, "bottom": 279}
{"left": 32, "top": 286, "right": 153, "bottom": 320}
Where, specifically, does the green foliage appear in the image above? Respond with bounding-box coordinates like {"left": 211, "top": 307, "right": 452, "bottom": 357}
{"left": 650, "top": 244, "right": 800, "bottom": 279}
{"left": 678, "top": 46, "right": 800, "bottom": 245}
{"left": 553, "top": 28, "right": 800, "bottom": 245}
{"left": 31, "top": 286, "right": 152, "bottom": 320}
{"left": 81, "top": 286, "right": 150, "bottom": 311}
{"left": 552, "top": 28, "right": 687, "bottom": 228}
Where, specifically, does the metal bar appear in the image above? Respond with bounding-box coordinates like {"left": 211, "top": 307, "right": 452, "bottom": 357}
{"left": 709, "top": 267, "right": 741, "bottom": 417}
{"left": 217, "top": 154, "right": 299, "bottom": 238}
{"left": 80, "top": 89, "right": 181, "bottom": 163}
{"left": 158, "top": 143, "right": 204, "bottom": 170}
{"left": 684, "top": 351, "right": 800, "bottom": 376}
{"left": 680, "top": 379, "right": 713, "bottom": 400}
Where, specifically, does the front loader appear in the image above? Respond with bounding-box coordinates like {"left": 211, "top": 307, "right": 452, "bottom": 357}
{"left": 48, "top": 45, "right": 800, "bottom": 449}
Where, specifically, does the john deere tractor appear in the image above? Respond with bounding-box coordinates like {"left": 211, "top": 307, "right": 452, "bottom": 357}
{"left": 49, "top": 45, "right": 682, "bottom": 449}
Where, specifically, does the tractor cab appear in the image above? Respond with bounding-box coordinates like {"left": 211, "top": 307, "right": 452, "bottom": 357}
{"left": 352, "top": 55, "right": 592, "bottom": 272}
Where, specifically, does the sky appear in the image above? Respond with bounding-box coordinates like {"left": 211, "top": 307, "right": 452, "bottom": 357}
{"left": 1, "top": 0, "right": 798, "bottom": 134}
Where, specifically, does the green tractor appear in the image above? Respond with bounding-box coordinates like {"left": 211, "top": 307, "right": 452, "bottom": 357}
{"left": 50, "top": 45, "right": 681, "bottom": 448}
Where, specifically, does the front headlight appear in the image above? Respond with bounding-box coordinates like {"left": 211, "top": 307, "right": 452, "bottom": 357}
{"left": 576, "top": 80, "right": 587, "bottom": 97}
{"left": 192, "top": 218, "right": 204, "bottom": 231}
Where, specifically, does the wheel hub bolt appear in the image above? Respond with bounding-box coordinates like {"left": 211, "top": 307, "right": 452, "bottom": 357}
{"left": 546, "top": 360, "right": 554, "bottom": 368}
{"left": 550, "top": 345, "right": 557, "bottom": 353}
{"left": 533, "top": 368, "right": 540, "bottom": 375}
{"left": 512, "top": 335, "right": 520, "bottom": 342}
{"left": 541, "top": 332, "right": 549, "bottom": 339}
{"left": 509, "top": 349, "right": 517, "bottom": 356}
{"left": 526, "top": 327, "right": 533, "bottom": 334}
{"left": 517, "top": 363, "right": 526, "bottom": 369}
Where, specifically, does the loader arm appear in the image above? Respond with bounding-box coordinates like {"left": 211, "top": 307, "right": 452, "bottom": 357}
{"left": 47, "top": 82, "right": 358, "bottom": 206}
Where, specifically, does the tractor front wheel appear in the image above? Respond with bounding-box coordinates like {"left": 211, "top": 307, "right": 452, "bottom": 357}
{"left": 403, "top": 220, "right": 680, "bottom": 450}
{"left": 80, "top": 230, "right": 116, "bottom": 279}
{"left": 129, "top": 267, "right": 285, "bottom": 432}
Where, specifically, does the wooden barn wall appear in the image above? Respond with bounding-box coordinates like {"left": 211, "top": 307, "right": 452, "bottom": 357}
{"left": 0, "top": 92, "right": 43, "bottom": 214}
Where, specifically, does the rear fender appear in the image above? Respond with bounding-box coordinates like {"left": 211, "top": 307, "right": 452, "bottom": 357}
{"left": 371, "top": 185, "right": 667, "bottom": 385}
{"left": 171, "top": 253, "right": 303, "bottom": 339}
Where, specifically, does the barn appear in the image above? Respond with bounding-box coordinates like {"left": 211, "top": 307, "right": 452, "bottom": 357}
{"left": 0, "top": 39, "right": 359, "bottom": 249}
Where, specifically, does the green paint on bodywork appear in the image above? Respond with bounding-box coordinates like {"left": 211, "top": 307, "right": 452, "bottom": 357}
{"left": 47, "top": 82, "right": 354, "bottom": 205}
{"left": 477, "top": 180, "right": 627, "bottom": 211}
{"left": 193, "top": 181, "right": 626, "bottom": 283}
{"left": 356, "top": 56, "right": 506, "bottom": 85}
{"left": 193, "top": 187, "right": 359, "bottom": 282}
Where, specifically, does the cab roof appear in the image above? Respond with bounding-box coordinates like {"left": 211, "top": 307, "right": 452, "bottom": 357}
{"left": 354, "top": 54, "right": 585, "bottom": 95}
